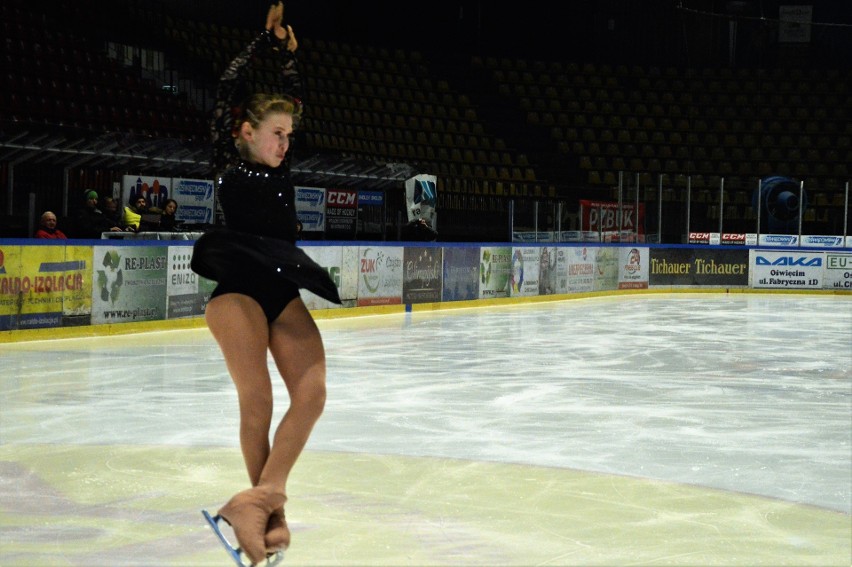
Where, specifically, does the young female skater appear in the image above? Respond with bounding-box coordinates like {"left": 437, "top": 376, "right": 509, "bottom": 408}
{"left": 191, "top": 3, "right": 340, "bottom": 564}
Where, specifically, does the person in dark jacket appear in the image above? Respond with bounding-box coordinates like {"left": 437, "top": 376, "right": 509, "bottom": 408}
{"left": 158, "top": 199, "right": 179, "bottom": 231}
{"left": 72, "top": 191, "right": 124, "bottom": 239}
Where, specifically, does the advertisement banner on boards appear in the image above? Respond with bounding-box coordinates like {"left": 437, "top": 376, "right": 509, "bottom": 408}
{"left": 403, "top": 246, "right": 443, "bottom": 304}
{"left": 579, "top": 200, "right": 645, "bottom": 237}
{"left": 295, "top": 187, "right": 326, "bottom": 232}
{"left": 91, "top": 245, "right": 168, "bottom": 324}
{"left": 165, "top": 246, "right": 216, "bottom": 318}
{"left": 648, "top": 248, "right": 749, "bottom": 287}
{"left": 687, "top": 232, "right": 712, "bottom": 245}
{"left": 478, "top": 246, "right": 511, "bottom": 299}
{"left": 442, "top": 246, "right": 479, "bottom": 302}
{"left": 800, "top": 235, "right": 845, "bottom": 248}
{"left": 0, "top": 245, "right": 92, "bottom": 330}
{"left": 300, "top": 245, "right": 345, "bottom": 310}
{"left": 357, "top": 190, "right": 384, "bottom": 235}
{"left": 823, "top": 252, "right": 852, "bottom": 290}
{"left": 618, "top": 247, "right": 649, "bottom": 289}
{"left": 720, "top": 233, "right": 749, "bottom": 245}
{"left": 325, "top": 188, "right": 358, "bottom": 237}
{"left": 508, "top": 247, "right": 540, "bottom": 297}
{"left": 538, "top": 246, "right": 558, "bottom": 295}
{"left": 649, "top": 248, "right": 749, "bottom": 286}
{"left": 564, "top": 246, "right": 596, "bottom": 293}
{"left": 751, "top": 249, "right": 822, "bottom": 289}
{"left": 357, "top": 246, "right": 403, "bottom": 306}
{"left": 123, "top": 175, "right": 171, "bottom": 210}
{"left": 594, "top": 247, "right": 619, "bottom": 290}
{"left": 171, "top": 178, "right": 215, "bottom": 225}
{"left": 758, "top": 234, "right": 799, "bottom": 247}
{"left": 552, "top": 247, "right": 569, "bottom": 294}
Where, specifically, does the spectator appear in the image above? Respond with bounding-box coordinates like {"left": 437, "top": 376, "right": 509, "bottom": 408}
{"left": 73, "top": 190, "right": 124, "bottom": 239}
{"left": 102, "top": 196, "right": 123, "bottom": 225}
{"left": 34, "top": 211, "right": 68, "bottom": 239}
{"left": 122, "top": 195, "right": 149, "bottom": 232}
{"left": 159, "top": 199, "right": 180, "bottom": 231}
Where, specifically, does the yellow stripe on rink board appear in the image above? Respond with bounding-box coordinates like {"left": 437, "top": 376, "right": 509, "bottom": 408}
{"left": 1, "top": 288, "right": 849, "bottom": 343}
{"left": 0, "top": 316, "right": 210, "bottom": 343}
{"left": 1, "top": 444, "right": 849, "bottom": 566}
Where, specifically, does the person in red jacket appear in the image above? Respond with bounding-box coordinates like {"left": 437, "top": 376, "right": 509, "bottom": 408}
{"left": 34, "top": 211, "right": 68, "bottom": 239}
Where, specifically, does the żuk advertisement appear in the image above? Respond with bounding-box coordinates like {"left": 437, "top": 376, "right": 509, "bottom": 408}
{"left": 357, "top": 246, "right": 403, "bottom": 306}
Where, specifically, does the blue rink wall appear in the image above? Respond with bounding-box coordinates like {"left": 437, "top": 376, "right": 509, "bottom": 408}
{"left": 1, "top": 238, "right": 850, "bottom": 339}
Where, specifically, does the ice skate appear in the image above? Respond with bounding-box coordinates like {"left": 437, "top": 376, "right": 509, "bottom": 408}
{"left": 208, "top": 486, "right": 287, "bottom": 565}
{"left": 202, "top": 509, "right": 284, "bottom": 566}
{"left": 264, "top": 507, "right": 290, "bottom": 552}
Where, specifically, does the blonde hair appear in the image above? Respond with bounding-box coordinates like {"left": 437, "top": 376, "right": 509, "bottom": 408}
{"left": 235, "top": 93, "right": 302, "bottom": 159}
{"left": 245, "top": 94, "right": 300, "bottom": 125}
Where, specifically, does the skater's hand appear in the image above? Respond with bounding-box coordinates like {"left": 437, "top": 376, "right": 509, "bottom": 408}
{"left": 284, "top": 25, "right": 297, "bottom": 52}
{"left": 265, "top": 2, "right": 297, "bottom": 51}
{"left": 265, "top": 2, "right": 284, "bottom": 36}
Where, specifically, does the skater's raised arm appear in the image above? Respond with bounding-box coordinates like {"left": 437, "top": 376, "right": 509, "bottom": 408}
{"left": 210, "top": 1, "right": 302, "bottom": 175}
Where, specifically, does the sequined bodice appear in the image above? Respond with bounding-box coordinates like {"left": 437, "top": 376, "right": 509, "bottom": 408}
{"left": 209, "top": 29, "right": 302, "bottom": 244}
{"left": 218, "top": 161, "right": 298, "bottom": 243}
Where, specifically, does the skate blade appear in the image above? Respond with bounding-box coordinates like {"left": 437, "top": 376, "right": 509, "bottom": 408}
{"left": 202, "top": 509, "right": 285, "bottom": 567}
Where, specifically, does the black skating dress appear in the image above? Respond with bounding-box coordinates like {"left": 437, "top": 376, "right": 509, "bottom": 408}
{"left": 191, "top": 29, "right": 340, "bottom": 320}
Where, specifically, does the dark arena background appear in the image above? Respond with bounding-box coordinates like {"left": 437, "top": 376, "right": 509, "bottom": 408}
{"left": 1, "top": 0, "right": 850, "bottom": 241}
{"left": 1, "top": 4, "right": 851, "bottom": 565}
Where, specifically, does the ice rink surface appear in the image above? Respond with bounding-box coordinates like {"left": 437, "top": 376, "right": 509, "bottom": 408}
{"left": 1, "top": 292, "right": 850, "bottom": 565}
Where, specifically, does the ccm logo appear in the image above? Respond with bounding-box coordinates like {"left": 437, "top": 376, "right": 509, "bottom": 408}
{"left": 689, "top": 232, "right": 710, "bottom": 239}
{"left": 721, "top": 233, "right": 745, "bottom": 241}
{"left": 328, "top": 191, "right": 356, "bottom": 206}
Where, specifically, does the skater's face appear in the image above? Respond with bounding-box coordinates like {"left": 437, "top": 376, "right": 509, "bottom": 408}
{"left": 241, "top": 112, "right": 294, "bottom": 168}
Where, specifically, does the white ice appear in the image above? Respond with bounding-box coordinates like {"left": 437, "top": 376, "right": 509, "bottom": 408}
{"left": 1, "top": 293, "right": 850, "bottom": 514}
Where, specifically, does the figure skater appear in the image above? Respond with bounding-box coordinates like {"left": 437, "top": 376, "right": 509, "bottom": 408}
{"left": 191, "top": 3, "right": 340, "bottom": 564}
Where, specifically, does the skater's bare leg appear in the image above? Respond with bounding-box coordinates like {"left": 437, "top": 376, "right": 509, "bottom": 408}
{"left": 254, "top": 298, "right": 326, "bottom": 552}
{"left": 207, "top": 295, "right": 325, "bottom": 559}
{"left": 206, "top": 294, "right": 273, "bottom": 485}
{"left": 261, "top": 297, "right": 327, "bottom": 492}
{"left": 207, "top": 294, "right": 278, "bottom": 563}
